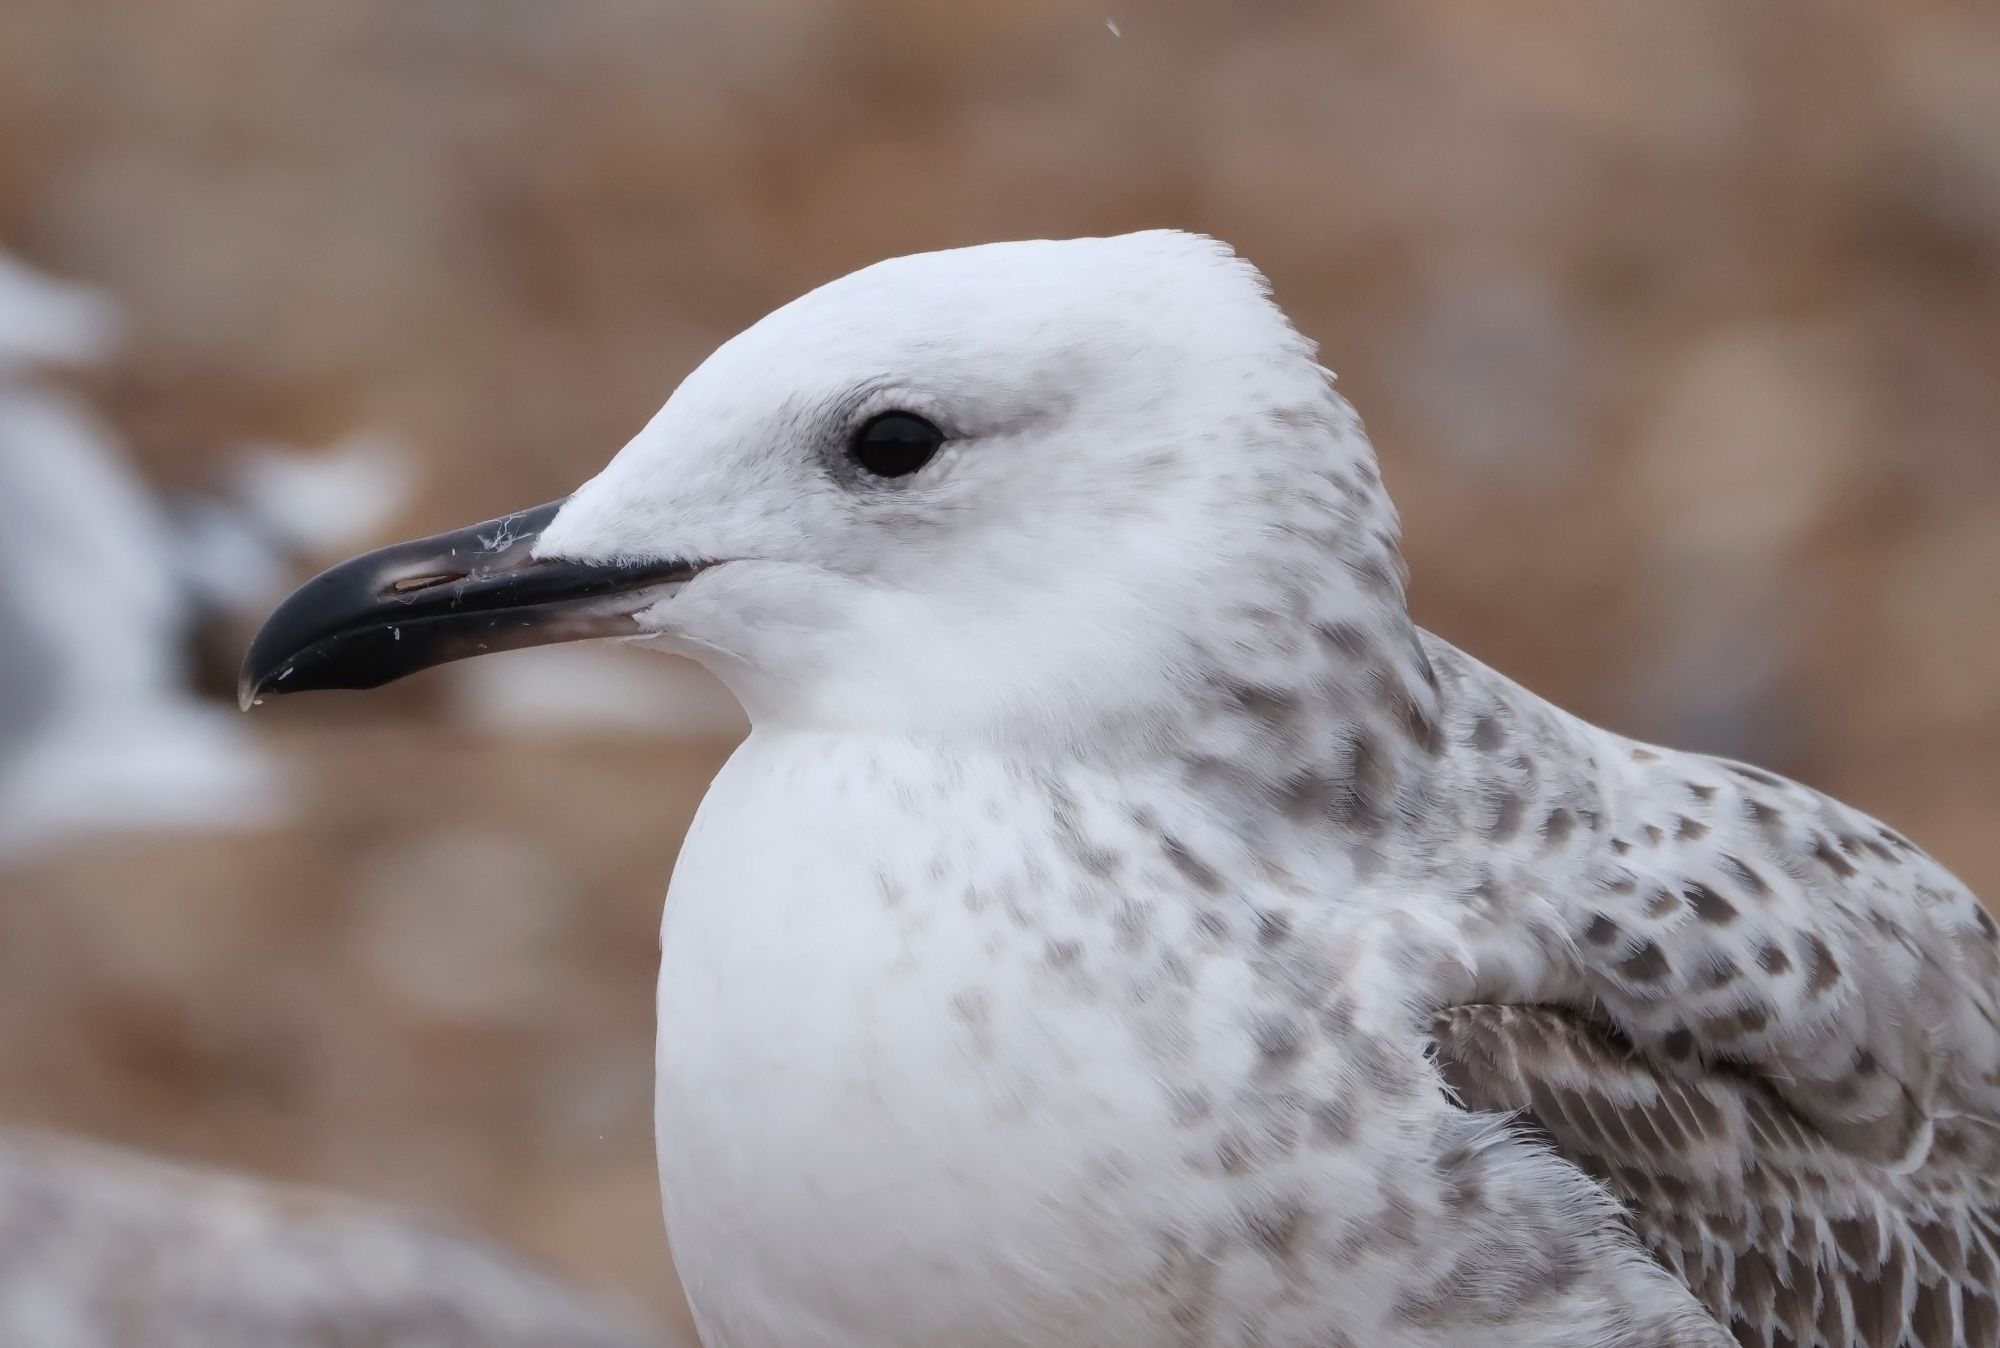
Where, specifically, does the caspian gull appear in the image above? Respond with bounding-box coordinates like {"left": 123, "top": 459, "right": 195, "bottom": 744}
{"left": 243, "top": 231, "right": 1999, "bottom": 1348}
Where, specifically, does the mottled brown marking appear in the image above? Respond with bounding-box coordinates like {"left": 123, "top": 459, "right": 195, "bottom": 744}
{"left": 1801, "top": 932, "right": 1842, "bottom": 995}
{"left": 1277, "top": 770, "right": 1339, "bottom": 824}
{"left": 1344, "top": 552, "right": 1401, "bottom": 600}
{"left": 1165, "top": 1085, "right": 1211, "bottom": 1126}
{"left": 1744, "top": 797, "right": 1782, "bottom": 827}
{"left": 1488, "top": 792, "right": 1524, "bottom": 841}
{"left": 1812, "top": 834, "right": 1860, "bottom": 880}
{"left": 1720, "top": 854, "right": 1771, "bottom": 898}
{"left": 1154, "top": 1234, "right": 1221, "bottom": 1344}
{"left": 1675, "top": 815, "right": 1709, "bottom": 841}
{"left": 1314, "top": 621, "right": 1371, "bottom": 658}
{"left": 1224, "top": 681, "right": 1299, "bottom": 728}
{"left": 1309, "top": 1098, "right": 1355, "bottom": 1146}
{"left": 1245, "top": 1196, "right": 1308, "bottom": 1259}
{"left": 1471, "top": 715, "right": 1505, "bottom": 752}
{"left": 1686, "top": 882, "right": 1737, "bottom": 925}
{"left": 1251, "top": 1013, "right": 1305, "bottom": 1064}
{"left": 1617, "top": 941, "right": 1670, "bottom": 982}
{"left": 1113, "top": 899, "right": 1151, "bottom": 952}
{"left": 1161, "top": 836, "right": 1224, "bottom": 893}
{"left": 1542, "top": 808, "right": 1576, "bottom": 846}
{"left": 1269, "top": 403, "right": 1334, "bottom": 435}
{"left": 1076, "top": 845, "right": 1121, "bottom": 878}
{"left": 1318, "top": 998, "right": 1357, "bottom": 1039}
{"left": 1354, "top": 1032, "right": 1411, "bottom": 1100}
{"left": 949, "top": 989, "right": 994, "bottom": 1057}
{"left": 1878, "top": 824, "right": 1918, "bottom": 853}
{"left": 1583, "top": 913, "right": 1623, "bottom": 946}
{"left": 1756, "top": 941, "right": 1791, "bottom": 975}
{"left": 1386, "top": 686, "right": 1442, "bottom": 756}
{"left": 1341, "top": 729, "right": 1394, "bottom": 832}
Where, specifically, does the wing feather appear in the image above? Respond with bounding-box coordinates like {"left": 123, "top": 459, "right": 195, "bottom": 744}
{"left": 1389, "top": 645, "right": 2000, "bottom": 1346}
{"left": 1433, "top": 1003, "right": 2000, "bottom": 1348}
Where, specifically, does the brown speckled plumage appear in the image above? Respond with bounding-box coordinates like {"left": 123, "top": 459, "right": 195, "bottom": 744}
{"left": 1435, "top": 1004, "right": 2000, "bottom": 1348}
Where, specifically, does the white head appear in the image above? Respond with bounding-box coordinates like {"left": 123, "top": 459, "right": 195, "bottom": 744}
{"left": 534, "top": 231, "right": 1410, "bottom": 750}
{"left": 245, "top": 232, "right": 1426, "bottom": 767}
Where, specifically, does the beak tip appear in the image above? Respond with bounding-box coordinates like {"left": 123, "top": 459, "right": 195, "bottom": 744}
{"left": 230, "top": 499, "right": 682, "bottom": 706}
{"left": 237, "top": 657, "right": 275, "bottom": 712}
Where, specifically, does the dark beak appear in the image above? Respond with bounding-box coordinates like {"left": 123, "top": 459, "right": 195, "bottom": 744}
{"left": 238, "top": 499, "right": 701, "bottom": 710}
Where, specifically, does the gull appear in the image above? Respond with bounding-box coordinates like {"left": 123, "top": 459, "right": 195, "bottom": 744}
{"left": 0, "top": 1128, "right": 666, "bottom": 1347}
{"left": 242, "top": 231, "right": 2000, "bottom": 1348}
{"left": 0, "top": 251, "right": 276, "bottom": 857}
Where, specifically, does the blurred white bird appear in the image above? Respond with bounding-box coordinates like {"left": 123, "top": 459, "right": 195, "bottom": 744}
{"left": 0, "top": 254, "right": 276, "bottom": 857}
{"left": 0, "top": 1129, "right": 670, "bottom": 1348}
{"left": 0, "top": 251, "right": 425, "bottom": 858}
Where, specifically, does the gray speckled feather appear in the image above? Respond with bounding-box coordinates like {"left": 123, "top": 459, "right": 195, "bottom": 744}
{"left": 1388, "top": 626, "right": 2000, "bottom": 1348}
{"left": 1435, "top": 1003, "right": 2000, "bottom": 1348}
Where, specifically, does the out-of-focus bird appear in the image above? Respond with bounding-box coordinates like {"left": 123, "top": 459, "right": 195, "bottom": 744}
{"left": 0, "top": 1129, "right": 671, "bottom": 1347}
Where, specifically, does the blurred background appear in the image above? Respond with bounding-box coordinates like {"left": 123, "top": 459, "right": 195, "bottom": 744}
{"left": 0, "top": 0, "right": 1995, "bottom": 1342}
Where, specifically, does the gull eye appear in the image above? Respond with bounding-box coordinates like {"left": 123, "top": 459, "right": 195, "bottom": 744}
{"left": 848, "top": 411, "right": 944, "bottom": 478}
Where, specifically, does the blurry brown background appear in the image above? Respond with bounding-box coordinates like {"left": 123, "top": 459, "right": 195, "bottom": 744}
{"left": 0, "top": 1, "right": 1995, "bottom": 1341}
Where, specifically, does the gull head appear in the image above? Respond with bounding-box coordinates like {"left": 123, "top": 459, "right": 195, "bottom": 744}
{"left": 241, "top": 231, "right": 1413, "bottom": 748}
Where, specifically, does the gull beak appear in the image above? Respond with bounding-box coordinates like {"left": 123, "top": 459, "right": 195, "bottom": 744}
{"left": 238, "top": 499, "right": 701, "bottom": 710}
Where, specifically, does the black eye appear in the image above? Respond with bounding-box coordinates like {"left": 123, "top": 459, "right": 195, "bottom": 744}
{"left": 848, "top": 411, "right": 944, "bottom": 478}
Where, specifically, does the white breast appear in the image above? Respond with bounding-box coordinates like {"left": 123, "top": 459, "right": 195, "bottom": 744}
{"left": 656, "top": 731, "right": 1202, "bottom": 1348}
